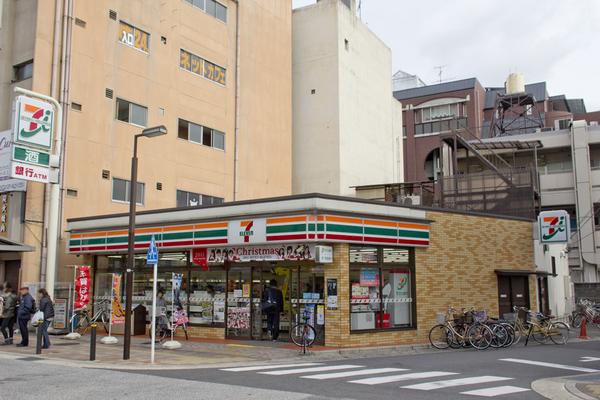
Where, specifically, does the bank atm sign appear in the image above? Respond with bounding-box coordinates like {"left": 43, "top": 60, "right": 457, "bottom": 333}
{"left": 539, "top": 210, "right": 570, "bottom": 244}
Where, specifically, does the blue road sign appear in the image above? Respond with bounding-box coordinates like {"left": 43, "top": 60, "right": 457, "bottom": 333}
{"left": 147, "top": 235, "right": 158, "bottom": 265}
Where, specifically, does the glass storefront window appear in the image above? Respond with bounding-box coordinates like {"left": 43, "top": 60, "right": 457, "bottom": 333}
{"left": 189, "top": 267, "right": 226, "bottom": 325}
{"left": 350, "top": 246, "right": 415, "bottom": 332}
{"left": 349, "top": 247, "right": 378, "bottom": 264}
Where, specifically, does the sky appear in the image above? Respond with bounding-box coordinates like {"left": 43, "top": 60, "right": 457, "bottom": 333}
{"left": 292, "top": 0, "right": 600, "bottom": 111}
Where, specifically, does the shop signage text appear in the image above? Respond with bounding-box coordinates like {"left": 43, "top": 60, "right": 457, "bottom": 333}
{"left": 195, "top": 244, "right": 317, "bottom": 264}
{"left": 538, "top": 210, "right": 570, "bottom": 244}
{"left": 0, "top": 130, "right": 27, "bottom": 193}
{"left": 11, "top": 161, "right": 49, "bottom": 183}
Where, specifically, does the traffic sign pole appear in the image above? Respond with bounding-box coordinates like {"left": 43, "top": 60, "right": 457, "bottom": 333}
{"left": 147, "top": 235, "right": 159, "bottom": 364}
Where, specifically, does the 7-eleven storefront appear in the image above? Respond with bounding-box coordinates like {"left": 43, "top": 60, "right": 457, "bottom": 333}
{"left": 66, "top": 194, "right": 536, "bottom": 347}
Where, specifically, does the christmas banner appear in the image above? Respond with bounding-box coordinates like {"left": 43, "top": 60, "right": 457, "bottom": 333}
{"left": 111, "top": 273, "right": 125, "bottom": 325}
{"left": 74, "top": 266, "right": 91, "bottom": 310}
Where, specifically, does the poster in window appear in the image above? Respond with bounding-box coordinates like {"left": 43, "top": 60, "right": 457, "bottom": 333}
{"left": 191, "top": 55, "right": 203, "bottom": 75}
{"left": 360, "top": 268, "right": 379, "bottom": 287}
{"left": 180, "top": 50, "right": 191, "bottom": 71}
{"left": 326, "top": 278, "right": 338, "bottom": 310}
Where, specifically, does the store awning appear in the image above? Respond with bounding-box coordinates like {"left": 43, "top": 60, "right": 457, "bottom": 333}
{"left": 0, "top": 237, "right": 34, "bottom": 252}
{"left": 494, "top": 269, "right": 551, "bottom": 276}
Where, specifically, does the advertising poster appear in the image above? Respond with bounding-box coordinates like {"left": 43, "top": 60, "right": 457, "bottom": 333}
{"left": 360, "top": 268, "right": 379, "bottom": 287}
{"left": 74, "top": 266, "right": 91, "bottom": 310}
{"left": 316, "top": 305, "right": 325, "bottom": 325}
{"left": 326, "top": 278, "right": 338, "bottom": 310}
{"left": 111, "top": 273, "right": 125, "bottom": 325}
{"left": 206, "top": 244, "right": 315, "bottom": 263}
{"left": 52, "top": 298, "right": 67, "bottom": 329}
{"left": 173, "top": 273, "right": 183, "bottom": 308}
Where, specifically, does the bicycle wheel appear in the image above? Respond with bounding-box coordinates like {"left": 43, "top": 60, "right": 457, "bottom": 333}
{"left": 467, "top": 323, "right": 493, "bottom": 350}
{"left": 77, "top": 314, "right": 91, "bottom": 334}
{"left": 549, "top": 322, "right": 569, "bottom": 345}
{"left": 571, "top": 313, "right": 583, "bottom": 328}
{"left": 501, "top": 323, "right": 515, "bottom": 347}
{"left": 99, "top": 313, "right": 110, "bottom": 334}
{"left": 428, "top": 324, "right": 451, "bottom": 350}
{"left": 489, "top": 323, "right": 509, "bottom": 348}
{"left": 531, "top": 324, "right": 549, "bottom": 344}
{"left": 290, "top": 323, "right": 316, "bottom": 347}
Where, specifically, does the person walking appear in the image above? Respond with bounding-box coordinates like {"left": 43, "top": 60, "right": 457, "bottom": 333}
{"left": 16, "top": 286, "right": 35, "bottom": 347}
{"left": 262, "top": 279, "right": 283, "bottom": 341}
{"left": 38, "top": 289, "right": 54, "bottom": 349}
{"left": 0, "top": 283, "right": 5, "bottom": 332}
{"left": 1, "top": 284, "right": 17, "bottom": 344}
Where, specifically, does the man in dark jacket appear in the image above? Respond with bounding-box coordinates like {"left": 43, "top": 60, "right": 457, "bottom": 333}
{"left": 38, "top": 289, "right": 54, "bottom": 349}
{"left": 16, "top": 287, "right": 35, "bottom": 347}
{"left": 262, "top": 279, "right": 284, "bottom": 341}
{"left": 1, "top": 284, "right": 17, "bottom": 344}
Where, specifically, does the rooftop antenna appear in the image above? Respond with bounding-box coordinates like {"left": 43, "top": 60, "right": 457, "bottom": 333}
{"left": 434, "top": 65, "right": 447, "bottom": 84}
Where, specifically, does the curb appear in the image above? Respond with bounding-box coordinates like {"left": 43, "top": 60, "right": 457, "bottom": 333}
{"left": 532, "top": 375, "right": 600, "bottom": 400}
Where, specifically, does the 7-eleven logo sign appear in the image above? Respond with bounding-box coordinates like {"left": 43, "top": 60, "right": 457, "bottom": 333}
{"left": 539, "top": 210, "right": 570, "bottom": 243}
{"left": 13, "top": 96, "right": 54, "bottom": 150}
{"left": 228, "top": 218, "right": 266, "bottom": 245}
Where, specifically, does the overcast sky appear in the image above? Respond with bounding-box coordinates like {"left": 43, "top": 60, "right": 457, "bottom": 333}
{"left": 292, "top": 0, "right": 600, "bottom": 111}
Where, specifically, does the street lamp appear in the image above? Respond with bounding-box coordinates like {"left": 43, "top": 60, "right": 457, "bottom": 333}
{"left": 123, "top": 125, "right": 167, "bottom": 360}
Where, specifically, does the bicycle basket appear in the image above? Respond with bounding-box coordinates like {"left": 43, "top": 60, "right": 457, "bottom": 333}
{"left": 452, "top": 314, "right": 465, "bottom": 325}
{"left": 503, "top": 312, "right": 517, "bottom": 322}
{"left": 473, "top": 310, "right": 487, "bottom": 323}
{"left": 464, "top": 313, "right": 474, "bottom": 325}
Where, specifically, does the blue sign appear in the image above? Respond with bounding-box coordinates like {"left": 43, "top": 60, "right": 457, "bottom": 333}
{"left": 147, "top": 235, "right": 158, "bottom": 265}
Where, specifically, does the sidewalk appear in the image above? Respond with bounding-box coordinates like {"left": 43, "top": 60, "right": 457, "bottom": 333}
{"left": 0, "top": 331, "right": 435, "bottom": 370}
{"left": 533, "top": 373, "right": 600, "bottom": 400}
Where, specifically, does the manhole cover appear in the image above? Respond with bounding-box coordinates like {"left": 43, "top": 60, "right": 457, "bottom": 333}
{"left": 16, "top": 356, "right": 42, "bottom": 362}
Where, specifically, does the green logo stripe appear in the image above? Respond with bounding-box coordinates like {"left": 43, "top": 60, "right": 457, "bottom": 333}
{"left": 266, "top": 224, "right": 306, "bottom": 234}
{"left": 364, "top": 227, "right": 397, "bottom": 237}
{"left": 326, "top": 223, "right": 363, "bottom": 234}
{"left": 398, "top": 229, "right": 429, "bottom": 239}
{"left": 195, "top": 229, "right": 227, "bottom": 239}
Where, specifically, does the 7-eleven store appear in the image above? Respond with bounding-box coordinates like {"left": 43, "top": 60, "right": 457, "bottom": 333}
{"left": 66, "top": 194, "right": 535, "bottom": 347}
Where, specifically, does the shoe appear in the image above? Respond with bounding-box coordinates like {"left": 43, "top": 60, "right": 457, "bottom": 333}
{"left": 16, "top": 343, "right": 27, "bottom": 347}
{"left": 42, "top": 346, "right": 49, "bottom": 349}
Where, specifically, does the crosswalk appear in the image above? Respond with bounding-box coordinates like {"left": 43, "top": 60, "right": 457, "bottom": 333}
{"left": 219, "top": 362, "right": 531, "bottom": 397}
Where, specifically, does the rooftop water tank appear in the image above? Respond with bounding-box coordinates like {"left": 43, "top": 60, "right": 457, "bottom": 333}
{"left": 505, "top": 73, "right": 525, "bottom": 95}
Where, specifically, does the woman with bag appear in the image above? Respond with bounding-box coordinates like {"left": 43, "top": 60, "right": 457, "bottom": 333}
{"left": 38, "top": 289, "right": 54, "bottom": 349}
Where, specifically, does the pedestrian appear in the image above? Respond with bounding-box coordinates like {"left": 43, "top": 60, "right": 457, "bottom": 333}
{"left": 0, "top": 283, "right": 5, "bottom": 331}
{"left": 261, "top": 279, "right": 283, "bottom": 341}
{"left": 1, "top": 284, "right": 17, "bottom": 344}
{"left": 16, "top": 286, "right": 35, "bottom": 347}
{"left": 38, "top": 289, "right": 54, "bottom": 349}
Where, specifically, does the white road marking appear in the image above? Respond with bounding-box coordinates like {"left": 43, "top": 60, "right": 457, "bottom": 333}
{"left": 260, "top": 365, "right": 363, "bottom": 376}
{"left": 581, "top": 357, "right": 600, "bottom": 363}
{"left": 220, "top": 363, "right": 323, "bottom": 372}
{"left": 401, "top": 376, "right": 512, "bottom": 390}
{"left": 349, "top": 371, "right": 458, "bottom": 385}
{"left": 461, "top": 385, "right": 531, "bottom": 397}
{"left": 301, "top": 368, "right": 408, "bottom": 380}
{"left": 500, "top": 358, "right": 600, "bottom": 373}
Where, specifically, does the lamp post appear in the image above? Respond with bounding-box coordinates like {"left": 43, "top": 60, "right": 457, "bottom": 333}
{"left": 123, "top": 125, "right": 167, "bottom": 360}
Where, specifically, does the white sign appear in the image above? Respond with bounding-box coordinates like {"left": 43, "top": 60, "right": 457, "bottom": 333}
{"left": 147, "top": 235, "right": 158, "bottom": 264}
{"left": 0, "top": 130, "right": 26, "bottom": 192}
{"left": 227, "top": 218, "right": 267, "bottom": 245}
{"left": 11, "top": 161, "right": 49, "bottom": 183}
{"left": 539, "top": 210, "right": 570, "bottom": 244}
{"left": 315, "top": 245, "right": 333, "bottom": 263}
{"left": 52, "top": 298, "right": 67, "bottom": 330}
{"left": 13, "top": 96, "right": 54, "bottom": 150}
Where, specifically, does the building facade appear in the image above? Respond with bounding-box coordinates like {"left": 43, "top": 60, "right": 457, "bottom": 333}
{"left": 0, "top": 0, "right": 292, "bottom": 289}
{"left": 66, "top": 194, "right": 536, "bottom": 347}
{"left": 292, "top": 0, "right": 402, "bottom": 196}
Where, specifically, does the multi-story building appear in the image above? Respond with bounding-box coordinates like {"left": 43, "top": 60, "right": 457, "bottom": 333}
{"left": 0, "top": 0, "right": 292, "bottom": 289}
{"left": 292, "top": 0, "right": 402, "bottom": 196}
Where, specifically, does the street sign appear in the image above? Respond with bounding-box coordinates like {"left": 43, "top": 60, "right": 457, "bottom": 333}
{"left": 13, "top": 95, "right": 54, "bottom": 150}
{"left": 147, "top": 235, "right": 158, "bottom": 264}
{"left": 13, "top": 146, "right": 50, "bottom": 167}
{"left": 0, "top": 130, "right": 26, "bottom": 193}
{"left": 539, "top": 210, "right": 570, "bottom": 244}
{"left": 11, "top": 161, "right": 49, "bottom": 183}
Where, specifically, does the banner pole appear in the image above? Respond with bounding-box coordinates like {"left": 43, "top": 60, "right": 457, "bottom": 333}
{"left": 109, "top": 273, "right": 114, "bottom": 338}
{"left": 70, "top": 267, "right": 77, "bottom": 332}
{"left": 171, "top": 272, "right": 175, "bottom": 343}
{"left": 151, "top": 262, "right": 157, "bottom": 363}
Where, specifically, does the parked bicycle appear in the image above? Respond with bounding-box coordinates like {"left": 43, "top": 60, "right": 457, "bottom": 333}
{"left": 524, "top": 309, "right": 569, "bottom": 345}
{"left": 149, "top": 306, "right": 189, "bottom": 343}
{"left": 290, "top": 309, "right": 317, "bottom": 350}
{"left": 429, "top": 307, "right": 494, "bottom": 350}
{"left": 69, "top": 299, "right": 111, "bottom": 334}
{"left": 570, "top": 299, "right": 600, "bottom": 329}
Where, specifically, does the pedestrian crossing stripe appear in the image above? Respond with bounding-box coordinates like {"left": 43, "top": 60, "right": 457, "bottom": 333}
{"left": 301, "top": 368, "right": 408, "bottom": 380}
{"left": 460, "top": 386, "right": 531, "bottom": 397}
{"left": 500, "top": 358, "right": 600, "bottom": 373}
{"left": 349, "top": 371, "right": 458, "bottom": 385}
{"left": 401, "top": 376, "right": 512, "bottom": 390}
{"left": 220, "top": 363, "right": 323, "bottom": 372}
{"left": 260, "top": 365, "right": 363, "bottom": 376}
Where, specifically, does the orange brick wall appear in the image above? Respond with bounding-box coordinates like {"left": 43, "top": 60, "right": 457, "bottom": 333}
{"left": 324, "top": 211, "right": 536, "bottom": 347}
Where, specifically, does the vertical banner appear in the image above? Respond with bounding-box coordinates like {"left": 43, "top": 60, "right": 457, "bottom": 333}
{"left": 172, "top": 273, "right": 183, "bottom": 309}
{"left": 327, "top": 278, "right": 338, "bottom": 310}
{"left": 111, "top": 273, "right": 125, "bottom": 325}
{"left": 74, "top": 266, "right": 91, "bottom": 310}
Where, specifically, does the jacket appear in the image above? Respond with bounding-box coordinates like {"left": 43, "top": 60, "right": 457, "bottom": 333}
{"left": 262, "top": 286, "right": 284, "bottom": 313}
{"left": 1, "top": 292, "right": 17, "bottom": 319}
{"left": 39, "top": 296, "right": 55, "bottom": 320}
{"left": 17, "top": 293, "right": 35, "bottom": 319}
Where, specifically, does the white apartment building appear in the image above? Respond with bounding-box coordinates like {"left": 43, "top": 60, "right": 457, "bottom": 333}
{"left": 292, "top": 0, "right": 402, "bottom": 196}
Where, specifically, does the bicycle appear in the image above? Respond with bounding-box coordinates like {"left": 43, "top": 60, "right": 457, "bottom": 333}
{"left": 69, "top": 299, "right": 111, "bottom": 334}
{"left": 290, "top": 310, "right": 317, "bottom": 351}
{"left": 149, "top": 306, "right": 189, "bottom": 343}
{"left": 429, "top": 307, "right": 493, "bottom": 350}
{"left": 507, "top": 306, "right": 531, "bottom": 345}
{"left": 570, "top": 299, "right": 600, "bottom": 329}
{"left": 524, "top": 309, "right": 569, "bottom": 345}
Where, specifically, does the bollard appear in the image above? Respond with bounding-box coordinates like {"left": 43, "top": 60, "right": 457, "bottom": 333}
{"left": 35, "top": 320, "right": 44, "bottom": 355}
{"left": 90, "top": 323, "right": 97, "bottom": 361}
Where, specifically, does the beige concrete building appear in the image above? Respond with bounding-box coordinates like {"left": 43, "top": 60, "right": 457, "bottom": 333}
{"left": 0, "top": 0, "right": 292, "bottom": 289}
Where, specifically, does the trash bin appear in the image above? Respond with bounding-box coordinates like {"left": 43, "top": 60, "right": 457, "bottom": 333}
{"left": 133, "top": 304, "right": 147, "bottom": 336}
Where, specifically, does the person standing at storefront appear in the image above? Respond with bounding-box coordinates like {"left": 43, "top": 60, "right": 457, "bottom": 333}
{"left": 1, "top": 284, "right": 17, "bottom": 344}
{"left": 38, "top": 289, "right": 55, "bottom": 349}
{"left": 262, "top": 279, "right": 283, "bottom": 341}
{"left": 16, "top": 287, "right": 35, "bottom": 347}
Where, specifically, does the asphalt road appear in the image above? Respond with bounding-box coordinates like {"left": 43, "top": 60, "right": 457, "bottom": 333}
{"left": 128, "top": 341, "right": 600, "bottom": 400}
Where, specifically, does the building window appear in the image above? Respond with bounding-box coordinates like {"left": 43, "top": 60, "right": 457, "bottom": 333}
{"left": 420, "top": 103, "right": 459, "bottom": 123}
{"left": 13, "top": 60, "right": 33, "bottom": 81}
{"left": 350, "top": 246, "right": 415, "bottom": 332}
{"left": 179, "top": 49, "right": 226, "bottom": 85}
{"left": 112, "top": 178, "right": 144, "bottom": 205}
{"left": 185, "top": 0, "right": 227, "bottom": 22}
{"left": 116, "top": 98, "right": 147, "bottom": 127}
{"left": 118, "top": 21, "right": 149, "bottom": 52}
{"left": 558, "top": 119, "right": 571, "bottom": 130}
{"left": 189, "top": 267, "right": 226, "bottom": 325}
{"left": 176, "top": 190, "right": 224, "bottom": 207}
{"left": 178, "top": 118, "right": 225, "bottom": 150}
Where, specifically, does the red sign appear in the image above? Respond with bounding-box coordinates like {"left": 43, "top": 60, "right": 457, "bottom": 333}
{"left": 74, "top": 265, "right": 91, "bottom": 310}
{"left": 191, "top": 248, "right": 208, "bottom": 270}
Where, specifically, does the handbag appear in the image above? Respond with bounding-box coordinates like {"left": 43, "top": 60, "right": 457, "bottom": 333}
{"left": 31, "top": 310, "right": 44, "bottom": 327}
